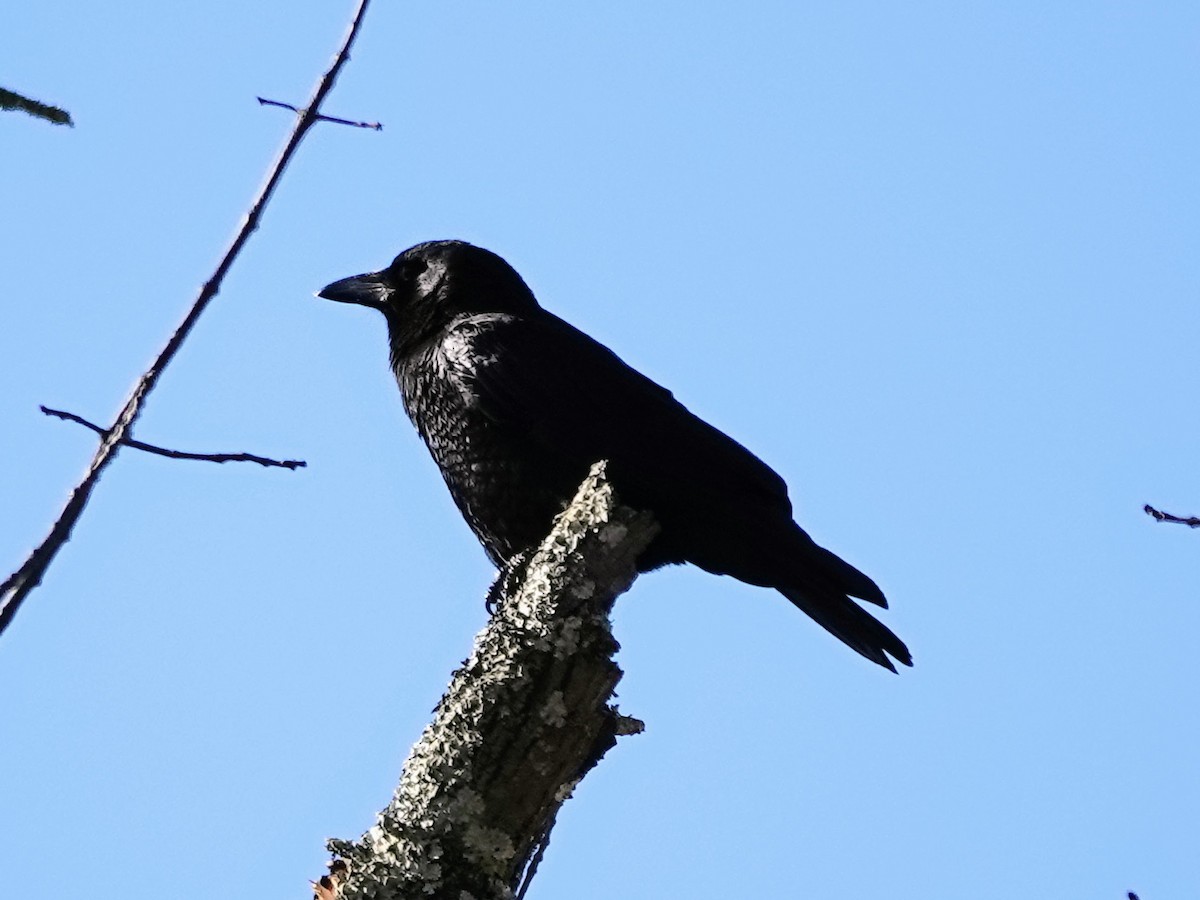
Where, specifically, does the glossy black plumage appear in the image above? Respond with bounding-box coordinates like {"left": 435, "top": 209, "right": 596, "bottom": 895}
{"left": 319, "top": 240, "right": 911, "bottom": 671}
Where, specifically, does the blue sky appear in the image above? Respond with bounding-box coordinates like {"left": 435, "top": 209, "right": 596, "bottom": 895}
{"left": 3, "top": 2, "right": 1197, "bottom": 898}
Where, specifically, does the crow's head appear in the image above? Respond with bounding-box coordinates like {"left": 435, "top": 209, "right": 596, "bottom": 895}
{"left": 318, "top": 240, "right": 539, "bottom": 354}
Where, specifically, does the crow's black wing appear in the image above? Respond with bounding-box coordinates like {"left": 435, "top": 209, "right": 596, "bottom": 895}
{"left": 440, "top": 311, "right": 795, "bottom": 522}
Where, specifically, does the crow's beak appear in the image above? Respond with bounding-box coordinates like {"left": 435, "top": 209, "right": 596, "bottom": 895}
{"left": 317, "top": 272, "right": 390, "bottom": 308}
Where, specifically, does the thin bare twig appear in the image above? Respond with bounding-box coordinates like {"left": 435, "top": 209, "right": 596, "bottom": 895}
{"left": 0, "top": 0, "right": 373, "bottom": 639}
{"left": 1, "top": 87, "right": 73, "bottom": 127}
{"left": 515, "top": 813, "right": 556, "bottom": 900}
{"left": 1144, "top": 504, "right": 1200, "bottom": 528}
{"left": 40, "top": 405, "right": 306, "bottom": 470}
{"left": 257, "top": 96, "right": 382, "bottom": 130}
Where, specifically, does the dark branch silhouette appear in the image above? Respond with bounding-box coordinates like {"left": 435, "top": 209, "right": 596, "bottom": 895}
{"left": 257, "top": 96, "right": 382, "bottom": 130}
{"left": 0, "top": 0, "right": 374, "bottom": 640}
{"left": 1144, "top": 504, "right": 1200, "bottom": 528}
{"left": 40, "top": 406, "right": 306, "bottom": 470}
{"left": 1, "top": 87, "right": 73, "bottom": 126}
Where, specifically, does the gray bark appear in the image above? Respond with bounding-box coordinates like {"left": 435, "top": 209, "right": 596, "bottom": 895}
{"left": 318, "top": 462, "right": 658, "bottom": 900}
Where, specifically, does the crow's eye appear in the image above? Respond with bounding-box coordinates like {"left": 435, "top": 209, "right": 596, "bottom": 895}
{"left": 393, "top": 256, "right": 428, "bottom": 282}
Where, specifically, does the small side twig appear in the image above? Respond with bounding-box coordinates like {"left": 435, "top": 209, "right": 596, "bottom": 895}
{"left": 257, "top": 96, "right": 382, "bottom": 130}
{"left": 1144, "top": 505, "right": 1200, "bottom": 528}
{"left": 1, "top": 86, "right": 73, "bottom": 127}
{"left": 514, "top": 813, "right": 555, "bottom": 900}
{"left": 40, "top": 406, "right": 305, "bottom": 470}
{"left": 313, "top": 860, "right": 348, "bottom": 900}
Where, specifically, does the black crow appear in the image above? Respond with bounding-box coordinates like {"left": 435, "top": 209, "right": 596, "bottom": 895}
{"left": 319, "top": 240, "right": 911, "bottom": 671}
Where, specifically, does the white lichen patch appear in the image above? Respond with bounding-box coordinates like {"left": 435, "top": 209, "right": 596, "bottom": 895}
{"left": 598, "top": 522, "right": 628, "bottom": 545}
{"left": 365, "top": 823, "right": 395, "bottom": 853}
{"left": 554, "top": 777, "right": 582, "bottom": 802}
{"left": 613, "top": 712, "right": 646, "bottom": 736}
{"left": 412, "top": 857, "right": 442, "bottom": 883}
{"left": 552, "top": 616, "right": 583, "bottom": 656}
{"left": 463, "top": 823, "right": 515, "bottom": 870}
{"left": 446, "top": 789, "right": 485, "bottom": 821}
{"left": 569, "top": 578, "right": 595, "bottom": 600}
{"left": 540, "top": 691, "right": 568, "bottom": 727}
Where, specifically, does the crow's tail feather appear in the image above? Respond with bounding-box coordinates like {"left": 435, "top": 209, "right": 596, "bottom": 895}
{"left": 780, "top": 584, "right": 912, "bottom": 672}
{"left": 812, "top": 545, "right": 889, "bottom": 607}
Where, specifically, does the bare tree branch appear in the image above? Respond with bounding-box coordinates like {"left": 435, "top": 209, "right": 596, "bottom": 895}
{"left": 0, "top": 0, "right": 374, "bottom": 640}
{"left": 514, "top": 810, "right": 555, "bottom": 900}
{"left": 0, "top": 87, "right": 73, "bottom": 126}
{"left": 1144, "top": 504, "right": 1200, "bottom": 528}
{"left": 257, "top": 96, "right": 382, "bottom": 130}
{"left": 39, "top": 405, "right": 306, "bottom": 470}
{"left": 320, "top": 462, "right": 658, "bottom": 900}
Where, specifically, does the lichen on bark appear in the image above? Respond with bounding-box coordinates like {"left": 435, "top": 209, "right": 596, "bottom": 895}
{"left": 320, "top": 462, "right": 657, "bottom": 900}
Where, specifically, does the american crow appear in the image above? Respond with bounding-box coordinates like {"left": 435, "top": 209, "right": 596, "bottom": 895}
{"left": 319, "top": 240, "right": 911, "bottom": 671}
